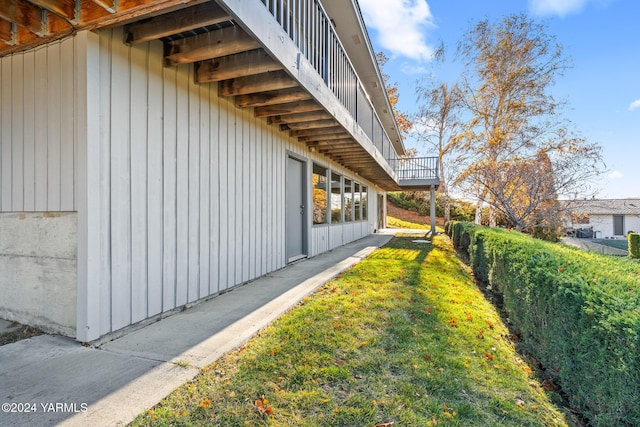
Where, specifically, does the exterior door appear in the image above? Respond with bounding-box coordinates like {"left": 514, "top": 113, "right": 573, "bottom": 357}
{"left": 613, "top": 215, "right": 624, "bottom": 236}
{"left": 286, "top": 156, "right": 306, "bottom": 262}
{"left": 378, "top": 195, "right": 385, "bottom": 230}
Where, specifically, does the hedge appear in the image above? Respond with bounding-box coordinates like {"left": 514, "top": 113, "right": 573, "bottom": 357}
{"left": 629, "top": 233, "right": 640, "bottom": 259}
{"left": 445, "top": 222, "right": 640, "bottom": 426}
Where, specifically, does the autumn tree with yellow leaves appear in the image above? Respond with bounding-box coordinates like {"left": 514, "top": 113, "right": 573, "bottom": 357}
{"left": 453, "top": 14, "right": 603, "bottom": 233}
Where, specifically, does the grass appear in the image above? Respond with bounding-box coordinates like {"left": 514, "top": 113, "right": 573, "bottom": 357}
{"left": 387, "top": 215, "right": 429, "bottom": 230}
{"left": 131, "top": 235, "right": 568, "bottom": 427}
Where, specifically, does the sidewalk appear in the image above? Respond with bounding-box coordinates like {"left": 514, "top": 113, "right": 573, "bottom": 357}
{"left": 0, "top": 233, "right": 394, "bottom": 427}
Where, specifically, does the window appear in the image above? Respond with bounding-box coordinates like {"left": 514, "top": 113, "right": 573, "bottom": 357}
{"left": 331, "top": 172, "right": 342, "bottom": 223}
{"left": 344, "top": 178, "right": 353, "bottom": 222}
{"left": 354, "top": 183, "right": 361, "bottom": 221}
{"left": 362, "top": 186, "right": 368, "bottom": 220}
{"left": 312, "top": 164, "right": 328, "bottom": 224}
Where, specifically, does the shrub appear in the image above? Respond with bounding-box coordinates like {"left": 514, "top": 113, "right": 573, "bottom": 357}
{"left": 448, "top": 223, "right": 640, "bottom": 426}
{"left": 629, "top": 233, "right": 640, "bottom": 259}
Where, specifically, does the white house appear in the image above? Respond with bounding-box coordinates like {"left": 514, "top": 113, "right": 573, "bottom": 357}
{"left": 564, "top": 199, "right": 640, "bottom": 238}
{"left": 0, "top": 0, "right": 438, "bottom": 342}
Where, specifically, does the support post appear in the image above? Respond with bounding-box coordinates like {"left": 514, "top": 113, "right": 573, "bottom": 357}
{"left": 430, "top": 185, "right": 436, "bottom": 236}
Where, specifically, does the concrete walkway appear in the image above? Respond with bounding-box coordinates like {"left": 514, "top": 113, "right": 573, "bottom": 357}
{"left": 0, "top": 233, "right": 394, "bottom": 427}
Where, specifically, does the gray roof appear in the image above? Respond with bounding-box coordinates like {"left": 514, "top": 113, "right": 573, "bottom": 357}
{"left": 563, "top": 199, "right": 640, "bottom": 215}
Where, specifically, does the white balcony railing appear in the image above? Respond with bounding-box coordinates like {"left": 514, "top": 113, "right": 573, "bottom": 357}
{"left": 259, "top": 0, "right": 400, "bottom": 169}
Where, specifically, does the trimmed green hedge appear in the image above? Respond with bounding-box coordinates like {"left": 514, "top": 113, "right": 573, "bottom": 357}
{"left": 445, "top": 222, "right": 640, "bottom": 426}
{"left": 629, "top": 233, "right": 640, "bottom": 259}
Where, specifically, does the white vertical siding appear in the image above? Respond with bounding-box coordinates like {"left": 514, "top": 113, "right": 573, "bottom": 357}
{"left": 53, "top": 27, "right": 385, "bottom": 340}
{"left": 0, "top": 38, "right": 76, "bottom": 212}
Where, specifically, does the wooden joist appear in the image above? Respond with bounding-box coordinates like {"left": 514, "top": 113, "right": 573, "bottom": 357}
{"left": 196, "top": 49, "right": 281, "bottom": 83}
{"left": 234, "top": 87, "right": 310, "bottom": 108}
{"left": 0, "top": 17, "right": 11, "bottom": 42}
{"left": 91, "top": 0, "right": 118, "bottom": 14}
{"left": 297, "top": 134, "right": 352, "bottom": 143}
{"left": 267, "top": 110, "right": 332, "bottom": 125}
{"left": 164, "top": 25, "right": 259, "bottom": 66}
{"left": 0, "top": 0, "right": 45, "bottom": 35}
{"left": 218, "top": 70, "right": 297, "bottom": 97}
{"left": 280, "top": 119, "right": 337, "bottom": 131}
{"left": 289, "top": 126, "right": 345, "bottom": 138}
{"left": 29, "top": 0, "right": 75, "bottom": 20}
{"left": 254, "top": 100, "right": 322, "bottom": 117}
{"left": 125, "top": 2, "right": 230, "bottom": 45}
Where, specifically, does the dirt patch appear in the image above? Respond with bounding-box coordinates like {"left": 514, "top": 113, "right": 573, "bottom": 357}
{"left": 387, "top": 202, "right": 445, "bottom": 226}
{"left": 0, "top": 326, "right": 43, "bottom": 346}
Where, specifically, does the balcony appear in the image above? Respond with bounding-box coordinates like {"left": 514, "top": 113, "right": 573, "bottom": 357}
{"left": 393, "top": 157, "right": 440, "bottom": 190}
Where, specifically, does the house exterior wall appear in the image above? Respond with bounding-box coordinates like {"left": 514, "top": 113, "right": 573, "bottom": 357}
{"left": 589, "top": 215, "right": 640, "bottom": 238}
{"left": 0, "top": 38, "right": 77, "bottom": 212}
{"left": 0, "top": 37, "right": 79, "bottom": 336}
{"left": 74, "top": 28, "right": 380, "bottom": 341}
{"left": 0, "top": 212, "right": 76, "bottom": 336}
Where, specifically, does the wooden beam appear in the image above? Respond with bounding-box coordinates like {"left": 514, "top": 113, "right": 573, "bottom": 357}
{"left": 323, "top": 151, "right": 367, "bottom": 158}
{"left": 235, "top": 87, "right": 310, "bottom": 108}
{"left": 0, "top": 0, "right": 44, "bottom": 35}
{"left": 267, "top": 110, "right": 332, "bottom": 125}
{"left": 297, "top": 134, "right": 352, "bottom": 143}
{"left": 91, "top": 0, "right": 119, "bottom": 14}
{"left": 124, "top": 2, "right": 230, "bottom": 44}
{"left": 254, "top": 99, "right": 322, "bottom": 117}
{"left": 29, "top": 0, "right": 75, "bottom": 20}
{"left": 290, "top": 126, "right": 345, "bottom": 138}
{"left": 281, "top": 119, "right": 337, "bottom": 131}
{"left": 218, "top": 70, "right": 297, "bottom": 97}
{"left": 164, "top": 25, "right": 259, "bottom": 66}
{"left": 196, "top": 49, "right": 281, "bottom": 83}
{"left": 0, "top": 17, "right": 11, "bottom": 42}
{"left": 320, "top": 146, "right": 364, "bottom": 154}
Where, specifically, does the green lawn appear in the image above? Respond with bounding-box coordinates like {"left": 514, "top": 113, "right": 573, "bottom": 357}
{"left": 132, "top": 235, "right": 568, "bottom": 427}
{"left": 386, "top": 215, "right": 430, "bottom": 230}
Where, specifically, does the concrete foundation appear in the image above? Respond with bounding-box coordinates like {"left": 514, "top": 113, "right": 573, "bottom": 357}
{"left": 0, "top": 212, "right": 77, "bottom": 336}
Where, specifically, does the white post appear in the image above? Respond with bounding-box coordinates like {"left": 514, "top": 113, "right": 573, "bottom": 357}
{"left": 430, "top": 185, "right": 436, "bottom": 236}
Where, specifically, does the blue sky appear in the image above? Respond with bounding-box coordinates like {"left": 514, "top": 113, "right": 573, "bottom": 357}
{"left": 359, "top": 0, "right": 640, "bottom": 199}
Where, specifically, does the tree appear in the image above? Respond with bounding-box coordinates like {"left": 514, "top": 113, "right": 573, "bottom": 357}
{"left": 415, "top": 81, "right": 462, "bottom": 222}
{"left": 454, "top": 14, "right": 603, "bottom": 231}
{"left": 376, "top": 52, "right": 412, "bottom": 136}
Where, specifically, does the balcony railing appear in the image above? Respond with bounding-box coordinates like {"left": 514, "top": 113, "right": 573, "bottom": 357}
{"left": 395, "top": 157, "right": 440, "bottom": 187}
{"left": 260, "top": 0, "right": 397, "bottom": 167}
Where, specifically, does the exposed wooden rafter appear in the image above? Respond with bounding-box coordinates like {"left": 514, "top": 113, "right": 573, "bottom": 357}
{"left": 29, "top": 0, "right": 75, "bottom": 21}
{"left": 280, "top": 119, "right": 337, "bottom": 131}
{"left": 0, "top": 0, "right": 45, "bottom": 35}
{"left": 196, "top": 49, "right": 281, "bottom": 83}
{"left": 254, "top": 100, "right": 323, "bottom": 117}
{"left": 218, "top": 70, "right": 297, "bottom": 97}
{"left": 124, "top": 2, "right": 229, "bottom": 44}
{"left": 267, "top": 110, "right": 332, "bottom": 125}
{"left": 164, "top": 25, "right": 259, "bottom": 66}
{"left": 234, "top": 88, "right": 310, "bottom": 108}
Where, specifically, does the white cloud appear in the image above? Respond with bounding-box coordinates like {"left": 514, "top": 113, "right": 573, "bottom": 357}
{"left": 629, "top": 99, "right": 640, "bottom": 111}
{"left": 528, "top": 0, "right": 590, "bottom": 17}
{"left": 401, "top": 64, "right": 428, "bottom": 75}
{"left": 359, "top": 0, "right": 435, "bottom": 61}
{"left": 608, "top": 170, "right": 624, "bottom": 180}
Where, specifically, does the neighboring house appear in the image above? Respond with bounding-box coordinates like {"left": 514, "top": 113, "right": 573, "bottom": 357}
{"left": 0, "top": 0, "right": 438, "bottom": 342}
{"left": 563, "top": 199, "right": 640, "bottom": 238}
